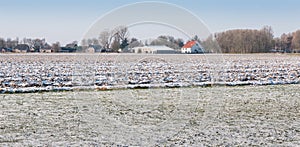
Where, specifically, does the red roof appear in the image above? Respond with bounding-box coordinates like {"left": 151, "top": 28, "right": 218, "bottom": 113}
{"left": 182, "top": 41, "right": 196, "bottom": 48}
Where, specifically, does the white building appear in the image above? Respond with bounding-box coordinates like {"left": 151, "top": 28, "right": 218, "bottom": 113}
{"left": 132, "top": 45, "right": 176, "bottom": 54}
{"left": 40, "top": 48, "right": 52, "bottom": 53}
{"left": 86, "top": 47, "right": 95, "bottom": 53}
{"left": 181, "top": 41, "right": 204, "bottom": 53}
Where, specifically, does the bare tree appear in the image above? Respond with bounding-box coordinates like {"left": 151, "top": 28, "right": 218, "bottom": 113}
{"left": 281, "top": 33, "right": 293, "bottom": 52}
{"left": 115, "top": 26, "right": 129, "bottom": 42}
{"left": 99, "top": 29, "right": 115, "bottom": 49}
{"left": 215, "top": 26, "right": 274, "bottom": 53}
{"left": 150, "top": 35, "right": 183, "bottom": 50}
{"left": 52, "top": 42, "right": 61, "bottom": 52}
{"left": 111, "top": 39, "right": 120, "bottom": 52}
{"left": 99, "top": 26, "right": 129, "bottom": 51}
{"left": 0, "top": 38, "right": 5, "bottom": 48}
{"left": 292, "top": 30, "right": 300, "bottom": 50}
{"left": 128, "top": 40, "right": 143, "bottom": 48}
{"left": 81, "top": 39, "right": 87, "bottom": 47}
{"left": 92, "top": 38, "right": 100, "bottom": 46}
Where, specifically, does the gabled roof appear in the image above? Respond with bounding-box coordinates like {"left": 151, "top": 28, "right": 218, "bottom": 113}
{"left": 182, "top": 41, "right": 197, "bottom": 48}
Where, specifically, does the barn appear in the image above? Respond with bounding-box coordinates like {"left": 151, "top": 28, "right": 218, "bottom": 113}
{"left": 132, "top": 45, "right": 176, "bottom": 54}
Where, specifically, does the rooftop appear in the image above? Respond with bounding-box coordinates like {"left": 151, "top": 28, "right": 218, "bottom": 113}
{"left": 182, "top": 41, "right": 197, "bottom": 48}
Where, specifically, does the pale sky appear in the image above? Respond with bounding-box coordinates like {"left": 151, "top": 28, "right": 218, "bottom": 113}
{"left": 0, "top": 0, "right": 299, "bottom": 45}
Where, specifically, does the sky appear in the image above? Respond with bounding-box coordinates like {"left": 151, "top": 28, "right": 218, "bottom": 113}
{"left": 0, "top": 0, "right": 299, "bottom": 45}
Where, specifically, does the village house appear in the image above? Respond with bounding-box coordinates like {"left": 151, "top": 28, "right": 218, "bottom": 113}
{"left": 60, "top": 43, "right": 78, "bottom": 53}
{"left": 181, "top": 41, "right": 204, "bottom": 54}
{"left": 85, "top": 45, "right": 103, "bottom": 53}
{"left": 86, "top": 47, "right": 95, "bottom": 53}
{"left": 0, "top": 47, "right": 12, "bottom": 53}
{"left": 1, "top": 48, "right": 5, "bottom": 53}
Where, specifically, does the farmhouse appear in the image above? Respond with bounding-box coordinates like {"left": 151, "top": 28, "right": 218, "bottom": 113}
{"left": 181, "top": 41, "right": 204, "bottom": 53}
{"left": 86, "top": 47, "right": 95, "bottom": 53}
{"left": 1, "top": 48, "right": 12, "bottom": 53}
{"left": 132, "top": 45, "right": 176, "bottom": 54}
{"left": 86, "top": 45, "right": 103, "bottom": 53}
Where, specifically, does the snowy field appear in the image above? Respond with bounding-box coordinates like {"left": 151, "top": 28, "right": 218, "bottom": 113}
{"left": 0, "top": 53, "right": 300, "bottom": 146}
{"left": 0, "top": 53, "right": 300, "bottom": 93}
{"left": 0, "top": 84, "right": 300, "bottom": 146}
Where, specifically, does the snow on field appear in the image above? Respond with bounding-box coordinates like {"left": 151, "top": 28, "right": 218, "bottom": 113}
{"left": 0, "top": 54, "right": 300, "bottom": 146}
{"left": 0, "top": 53, "right": 300, "bottom": 93}
{"left": 0, "top": 84, "right": 299, "bottom": 146}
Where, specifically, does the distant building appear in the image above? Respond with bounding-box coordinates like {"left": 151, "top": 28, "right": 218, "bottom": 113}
{"left": 60, "top": 47, "right": 77, "bottom": 53}
{"left": 132, "top": 45, "right": 176, "bottom": 54}
{"left": 1, "top": 47, "right": 12, "bottom": 53}
{"left": 181, "top": 41, "right": 204, "bottom": 54}
{"left": 86, "top": 45, "right": 103, "bottom": 53}
{"left": 86, "top": 47, "right": 95, "bottom": 53}
{"left": 60, "top": 43, "right": 78, "bottom": 53}
{"left": 40, "top": 44, "right": 53, "bottom": 53}
{"left": 14, "top": 44, "right": 30, "bottom": 53}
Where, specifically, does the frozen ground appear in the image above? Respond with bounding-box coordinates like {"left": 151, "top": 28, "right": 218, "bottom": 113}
{"left": 0, "top": 84, "right": 300, "bottom": 146}
{"left": 1, "top": 53, "right": 300, "bottom": 93}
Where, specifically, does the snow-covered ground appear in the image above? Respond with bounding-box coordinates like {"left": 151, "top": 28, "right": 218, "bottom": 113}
{"left": 0, "top": 84, "right": 299, "bottom": 146}
{"left": 1, "top": 53, "right": 300, "bottom": 145}
{"left": 0, "top": 53, "right": 300, "bottom": 93}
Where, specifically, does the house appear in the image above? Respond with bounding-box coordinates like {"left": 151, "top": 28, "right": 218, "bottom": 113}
{"left": 14, "top": 44, "right": 30, "bottom": 53}
{"left": 60, "top": 43, "right": 78, "bottom": 53}
{"left": 132, "top": 45, "right": 176, "bottom": 54}
{"left": 60, "top": 47, "right": 77, "bottom": 53}
{"left": 86, "top": 45, "right": 103, "bottom": 53}
{"left": 181, "top": 41, "right": 204, "bottom": 54}
{"left": 86, "top": 47, "right": 95, "bottom": 53}
{"left": 1, "top": 48, "right": 13, "bottom": 53}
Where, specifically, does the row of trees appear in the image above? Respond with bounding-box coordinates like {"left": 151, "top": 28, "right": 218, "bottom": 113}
{"left": 292, "top": 30, "right": 300, "bottom": 50}
{"left": 97, "top": 26, "right": 129, "bottom": 52}
{"left": 80, "top": 26, "right": 132, "bottom": 52}
{"left": 200, "top": 26, "right": 300, "bottom": 53}
{"left": 149, "top": 35, "right": 185, "bottom": 50}
{"left": 0, "top": 37, "right": 61, "bottom": 52}
{"left": 82, "top": 26, "right": 185, "bottom": 52}
{"left": 213, "top": 26, "right": 273, "bottom": 53}
{"left": 273, "top": 30, "right": 300, "bottom": 52}
{"left": 1, "top": 25, "right": 300, "bottom": 53}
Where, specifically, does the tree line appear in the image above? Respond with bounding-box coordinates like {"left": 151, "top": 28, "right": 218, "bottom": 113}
{"left": 0, "top": 38, "right": 60, "bottom": 52}
{"left": 1, "top": 25, "right": 300, "bottom": 53}
{"left": 81, "top": 26, "right": 185, "bottom": 52}
{"left": 201, "top": 26, "right": 300, "bottom": 53}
